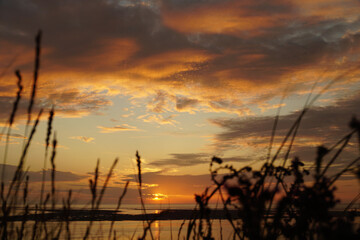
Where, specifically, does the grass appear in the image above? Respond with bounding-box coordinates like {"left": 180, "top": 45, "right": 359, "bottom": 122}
{"left": 0, "top": 32, "right": 359, "bottom": 239}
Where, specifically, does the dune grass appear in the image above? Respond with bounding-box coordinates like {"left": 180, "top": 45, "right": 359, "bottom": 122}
{"left": 0, "top": 32, "right": 359, "bottom": 239}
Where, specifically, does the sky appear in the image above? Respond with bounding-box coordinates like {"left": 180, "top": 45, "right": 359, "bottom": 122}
{"left": 0, "top": 0, "right": 360, "bottom": 204}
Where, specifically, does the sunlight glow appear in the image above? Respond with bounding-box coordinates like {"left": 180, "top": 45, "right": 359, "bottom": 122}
{"left": 151, "top": 193, "right": 168, "bottom": 201}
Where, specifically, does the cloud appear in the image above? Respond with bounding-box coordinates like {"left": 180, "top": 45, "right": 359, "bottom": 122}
{"left": 69, "top": 136, "right": 94, "bottom": 143}
{"left": 292, "top": 0, "right": 360, "bottom": 20}
{"left": 97, "top": 124, "right": 140, "bottom": 133}
{"left": 0, "top": 133, "right": 25, "bottom": 139}
{"left": 127, "top": 49, "right": 214, "bottom": 79}
{"left": 0, "top": 132, "right": 26, "bottom": 145}
{"left": 0, "top": 164, "right": 86, "bottom": 182}
{"left": 162, "top": 0, "right": 360, "bottom": 37}
{"left": 211, "top": 92, "right": 360, "bottom": 141}
{"left": 209, "top": 91, "right": 360, "bottom": 167}
{"left": 0, "top": 0, "right": 360, "bottom": 118}
{"left": 258, "top": 103, "right": 286, "bottom": 113}
{"left": 149, "top": 152, "right": 253, "bottom": 167}
{"left": 147, "top": 90, "right": 170, "bottom": 113}
{"left": 176, "top": 96, "right": 199, "bottom": 112}
{"left": 162, "top": 0, "right": 292, "bottom": 36}
{"left": 0, "top": 87, "right": 112, "bottom": 122}
{"left": 139, "top": 114, "right": 178, "bottom": 126}
{"left": 150, "top": 153, "right": 211, "bottom": 167}
{"left": 47, "top": 89, "right": 112, "bottom": 113}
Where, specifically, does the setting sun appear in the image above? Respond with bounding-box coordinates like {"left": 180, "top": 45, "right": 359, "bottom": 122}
{"left": 151, "top": 193, "right": 168, "bottom": 201}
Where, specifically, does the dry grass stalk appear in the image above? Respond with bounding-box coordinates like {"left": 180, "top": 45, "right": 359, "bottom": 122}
{"left": 6, "top": 109, "right": 43, "bottom": 201}
{"left": 40, "top": 107, "right": 55, "bottom": 208}
{"left": 84, "top": 158, "right": 119, "bottom": 240}
{"left": 50, "top": 132, "right": 57, "bottom": 210}
{"left": 135, "top": 151, "right": 154, "bottom": 240}
{"left": 108, "top": 180, "right": 129, "bottom": 239}
{"left": 1, "top": 70, "right": 23, "bottom": 184}
{"left": 26, "top": 30, "right": 42, "bottom": 129}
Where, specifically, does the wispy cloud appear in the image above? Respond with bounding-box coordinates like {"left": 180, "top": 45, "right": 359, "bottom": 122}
{"left": 0, "top": 164, "right": 86, "bottom": 182}
{"left": 0, "top": 133, "right": 26, "bottom": 139}
{"left": 0, "top": 88, "right": 112, "bottom": 122}
{"left": 150, "top": 153, "right": 210, "bottom": 167}
{"left": 147, "top": 90, "right": 170, "bottom": 113}
{"left": 70, "top": 136, "right": 95, "bottom": 143}
{"left": 0, "top": 132, "right": 26, "bottom": 145}
{"left": 97, "top": 124, "right": 140, "bottom": 133}
{"left": 139, "top": 114, "right": 178, "bottom": 126}
{"left": 149, "top": 153, "right": 255, "bottom": 167}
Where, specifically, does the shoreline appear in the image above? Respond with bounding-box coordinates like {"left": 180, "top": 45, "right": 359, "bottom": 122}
{"left": 2, "top": 208, "right": 359, "bottom": 222}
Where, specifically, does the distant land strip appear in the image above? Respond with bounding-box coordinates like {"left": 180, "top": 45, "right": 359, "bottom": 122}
{"left": 2, "top": 209, "right": 359, "bottom": 222}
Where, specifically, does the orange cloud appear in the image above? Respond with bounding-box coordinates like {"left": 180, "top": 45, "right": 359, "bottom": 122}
{"left": 293, "top": 0, "right": 360, "bottom": 20}
{"left": 126, "top": 49, "right": 214, "bottom": 78}
{"left": 51, "top": 38, "right": 138, "bottom": 73}
{"left": 161, "top": 0, "right": 289, "bottom": 36}
{"left": 0, "top": 132, "right": 26, "bottom": 145}
{"left": 138, "top": 114, "right": 178, "bottom": 126}
{"left": 97, "top": 124, "right": 140, "bottom": 133}
{"left": 259, "top": 103, "right": 286, "bottom": 113}
{"left": 70, "top": 136, "right": 95, "bottom": 143}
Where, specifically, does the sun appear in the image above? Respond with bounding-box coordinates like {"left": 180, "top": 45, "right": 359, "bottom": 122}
{"left": 151, "top": 193, "right": 168, "bottom": 201}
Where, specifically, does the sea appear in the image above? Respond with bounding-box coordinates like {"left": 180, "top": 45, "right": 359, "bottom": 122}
{"left": 8, "top": 203, "right": 360, "bottom": 239}
{"left": 64, "top": 203, "right": 233, "bottom": 239}
{"left": 10, "top": 203, "right": 237, "bottom": 239}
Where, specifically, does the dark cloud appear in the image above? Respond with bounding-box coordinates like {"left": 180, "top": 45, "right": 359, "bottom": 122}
{"left": 210, "top": 91, "right": 360, "bottom": 166}
{"left": 158, "top": 2, "right": 360, "bottom": 105}
{"left": 0, "top": 87, "right": 112, "bottom": 122}
{"left": 0, "top": 96, "right": 43, "bottom": 122}
{"left": 47, "top": 89, "right": 112, "bottom": 113}
{"left": 211, "top": 92, "right": 360, "bottom": 140}
{"left": 221, "top": 156, "right": 257, "bottom": 163}
{"left": 176, "top": 96, "right": 199, "bottom": 111}
{"left": 150, "top": 153, "right": 210, "bottom": 167}
{"left": 0, "top": 163, "right": 86, "bottom": 182}
{"left": 163, "top": 0, "right": 228, "bottom": 9}
{"left": 162, "top": 0, "right": 294, "bottom": 18}
{"left": 1, "top": 0, "right": 357, "bottom": 78}
{"left": 150, "top": 152, "right": 255, "bottom": 167}
{"left": 200, "top": 20, "right": 360, "bottom": 87}
{"left": 0, "top": 0, "right": 191, "bottom": 70}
